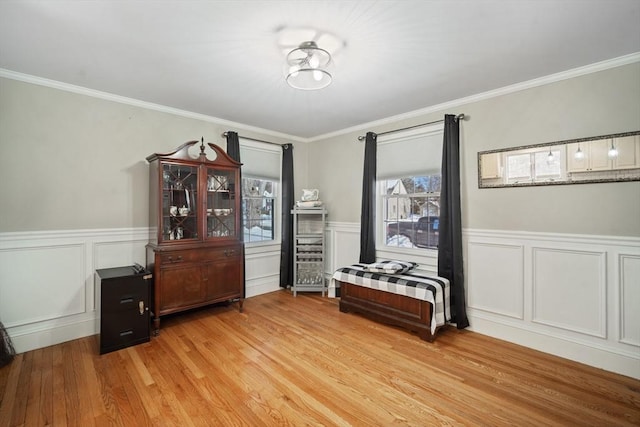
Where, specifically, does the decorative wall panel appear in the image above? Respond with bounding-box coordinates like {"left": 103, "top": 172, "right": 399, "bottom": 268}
{"left": 532, "top": 247, "right": 606, "bottom": 338}
{"left": 0, "top": 243, "right": 85, "bottom": 327}
{"left": 619, "top": 254, "right": 640, "bottom": 346}
{"left": 467, "top": 242, "right": 524, "bottom": 319}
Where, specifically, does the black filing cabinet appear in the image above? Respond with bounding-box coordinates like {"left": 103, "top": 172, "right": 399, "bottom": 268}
{"left": 95, "top": 265, "right": 152, "bottom": 354}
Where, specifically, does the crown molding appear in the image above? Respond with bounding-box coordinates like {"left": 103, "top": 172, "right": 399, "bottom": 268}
{"left": 2, "top": 52, "right": 639, "bottom": 144}
{"left": 0, "top": 68, "right": 307, "bottom": 144}
{"left": 309, "top": 52, "right": 640, "bottom": 143}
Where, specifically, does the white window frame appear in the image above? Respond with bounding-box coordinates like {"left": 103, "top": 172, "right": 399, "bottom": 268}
{"left": 375, "top": 124, "right": 443, "bottom": 261}
{"left": 239, "top": 139, "right": 282, "bottom": 248}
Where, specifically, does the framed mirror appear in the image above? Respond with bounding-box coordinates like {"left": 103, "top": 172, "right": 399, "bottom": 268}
{"left": 478, "top": 131, "right": 640, "bottom": 188}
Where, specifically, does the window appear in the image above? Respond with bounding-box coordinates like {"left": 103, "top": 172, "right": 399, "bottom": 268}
{"left": 505, "top": 147, "right": 564, "bottom": 184}
{"left": 239, "top": 139, "right": 281, "bottom": 245}
{"left": 382, "top": 175, "right": 441, "bottom": 249}
{"left": 376, "top": 124, "right": 443, "bottom": 251}
{"left": 242, "top": 178, "right": 275, "bottom": 243}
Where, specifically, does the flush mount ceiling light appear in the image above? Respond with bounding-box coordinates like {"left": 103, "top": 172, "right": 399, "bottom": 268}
{"left": 286, "top": 41, "right": 332, "bottom": 90}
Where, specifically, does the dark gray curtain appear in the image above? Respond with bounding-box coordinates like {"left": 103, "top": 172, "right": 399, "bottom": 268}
{"left": 225, "top": 131, "right": 246, "bottom": 295}
{"left": 359, "top": 132, "right": 377, "bottom": 263}
{"left": 280, "top": 144, "right": 294, "bottom": 288}
{"left": 438, "top": 115, "right": 469, "bottom": 329}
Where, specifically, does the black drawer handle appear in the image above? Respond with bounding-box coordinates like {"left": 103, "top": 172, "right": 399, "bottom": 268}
{"left": 120, "top": 297, "right": 134, "bottom": 304}
{"left": 119, "top": 330, "right": 133, "bottom": 337}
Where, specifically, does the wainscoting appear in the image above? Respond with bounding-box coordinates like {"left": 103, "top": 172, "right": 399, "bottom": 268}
{"left": 2, "top": 225, "right": 638, "bottom": 379}
{"left": 0, "top": 228, "right": 281, "bottom": 354}
{"left": 325, "top": 223, "right": 640, "bottom": 379}
{"left": 465, "top": 229, "right": 640, "bottom": 379}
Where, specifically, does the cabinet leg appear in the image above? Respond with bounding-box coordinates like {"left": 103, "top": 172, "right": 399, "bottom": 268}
{"left": 238, "top": 298, "right": 244, "bottom": 313}
{"left": 153, "top": 317, "right": 160, "bottom": 336}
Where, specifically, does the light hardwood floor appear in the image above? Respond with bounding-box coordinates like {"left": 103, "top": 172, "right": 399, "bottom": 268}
{"left": 1, "top": 290, "right": 639, "bottom": 426}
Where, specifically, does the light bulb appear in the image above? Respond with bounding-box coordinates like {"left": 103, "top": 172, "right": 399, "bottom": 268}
{"left": 547, "top": 150, "right": 554, "bottom": 164}
{"left": 313, "top": 70, "right": 323, "bottom": 81}
{"left": 608, "top": 142, "right": 618, "bottom": 158}
{"left": 574, "top": 147, "right": 584, "bottom": 159}
{"left": 308, "top": 54, "right": 319, "bottom": 68}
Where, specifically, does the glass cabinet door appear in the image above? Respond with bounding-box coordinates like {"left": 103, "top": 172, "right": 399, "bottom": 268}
{"left": 161, "top": 163, "right": 198, "bottom": 242}
{"left": 206, "top": 168, "right": 236, "bottom": 239}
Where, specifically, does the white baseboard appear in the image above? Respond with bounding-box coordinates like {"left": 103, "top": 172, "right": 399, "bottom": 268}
{"left": 8, "top": 315, "right": 97, "bottom": 354}
{"left": 468, "top": 313, "right": 640, "bottom": 379}
{"left": 246, "top": 276, "right": 281, "bottom": 298}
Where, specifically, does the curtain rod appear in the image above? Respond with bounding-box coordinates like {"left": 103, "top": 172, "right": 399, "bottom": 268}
{"left": 357, "top": 113, "right": 465, "bottom": 141}
{"left": 221, "top": 132, "right": 285, "bottom": 148}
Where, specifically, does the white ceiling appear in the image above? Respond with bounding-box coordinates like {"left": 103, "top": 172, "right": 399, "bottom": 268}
{"left": 1, "top": 1, "right": 639, "bottom": 140}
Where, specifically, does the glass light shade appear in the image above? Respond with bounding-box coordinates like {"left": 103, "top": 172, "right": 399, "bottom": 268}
{"left": 574, "top": 147, "right": 585, "bottom": 159}
{"left": 546, "top": 150, "right": 554, "bottom": 164}
{"left": 286, "top": 41, "right": 332, "bottom": 90}
{"left": 608, "top": 143, "right": 618, "bottom": 158}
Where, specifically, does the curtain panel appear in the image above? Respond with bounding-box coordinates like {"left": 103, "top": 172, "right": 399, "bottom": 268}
{"left": 280, "top": 144, "right": 294, "bottom": 288}
{"left": 437, "top": 115, "right": 469, "bottom": 329}
{"left": 359, "top": 132, "right": 377, "bottom": 264}
{"left": 225, "top": 132, "right": 246, "bottom": 294}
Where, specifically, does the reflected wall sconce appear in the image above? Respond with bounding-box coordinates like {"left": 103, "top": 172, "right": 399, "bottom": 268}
{"left": 608, "top": 140, "right": 618, "bottom": 158}
{"left": 546, "top": 149, "right": 555, "bottom": 164}
{"left": 574, "top": 144, "right": 585, "bottom": 159}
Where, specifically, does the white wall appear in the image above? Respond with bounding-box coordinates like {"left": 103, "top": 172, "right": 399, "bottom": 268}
{"left": 311, "top": 59, "right": 640, "bottom": 379}
{"left": 307, "top": 61, "right": 640, "bottom": 235}
{"left": 0, "top": 74, "right": 297, "bottom": 353}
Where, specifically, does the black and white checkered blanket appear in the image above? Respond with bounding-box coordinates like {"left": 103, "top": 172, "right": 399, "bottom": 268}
{"left": 330, "top": 264, "right": 451, "bottom": 333}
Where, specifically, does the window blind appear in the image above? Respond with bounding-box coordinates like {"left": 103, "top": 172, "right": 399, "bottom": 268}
{"left": 239, "top": 140, "right": 281, "bottom": 180}
{"left": 377, "top": 125, "right": 443, "bottom": 179}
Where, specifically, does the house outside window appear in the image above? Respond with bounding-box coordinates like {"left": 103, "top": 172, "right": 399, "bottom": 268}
{"left": 376, "top": 124, "right": 444, "bottom": 253}
{"left": 242, "top": 178, "right": 276, "bottom": 243}
{"left": 382, "top": 175, "right": 441, "bottom": 249}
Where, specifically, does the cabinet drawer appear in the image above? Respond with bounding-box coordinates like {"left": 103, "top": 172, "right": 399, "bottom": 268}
{"left": 100, "top": 309, "right": 150, "bottom": 354}
{"left": 101, "top": 279, "right": 149, "bottom": 313}
{"left": 159, "top": 246, "right": 242, "bottom": 265}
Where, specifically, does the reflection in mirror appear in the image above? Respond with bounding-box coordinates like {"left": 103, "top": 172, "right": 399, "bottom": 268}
{"left": 478, "top": 131, "right": 640, "bottom": 188}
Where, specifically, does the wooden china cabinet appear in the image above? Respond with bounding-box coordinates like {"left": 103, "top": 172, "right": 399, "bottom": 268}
{"left": 146, "top": 139, "right": 244, "bottom": 333}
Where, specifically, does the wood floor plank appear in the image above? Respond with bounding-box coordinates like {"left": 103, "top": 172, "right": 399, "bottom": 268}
{"left": 10, "top": 350, "right": 31, "bottom": 426}
{"left": 51, "top": 344, "right": 68, "bottom": 426}
{"left": 1, "top": 290, "right": 639, "bottom": 426}
{"left": 0, "top": 353, "right": 22, "bottom": 424}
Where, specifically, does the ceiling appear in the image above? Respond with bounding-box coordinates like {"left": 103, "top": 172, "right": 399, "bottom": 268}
{"left": 1, "top": 1, "right": 639, "bottom": 141}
